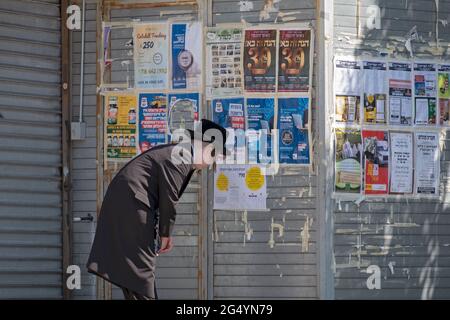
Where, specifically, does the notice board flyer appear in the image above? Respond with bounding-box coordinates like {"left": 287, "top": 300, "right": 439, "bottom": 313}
{"left": 415, "top": 132, "right": 439, "bottom": 195}
{"left": 138, "top": 93, "right": 167, "bottom": 153}
{"left": 335, "top": 128, "right": 362, "bottom": 194}
{"left": 389, "top": 131, "right": 413, "bottom": 194}
{"left": 362, "top": 130, "right": 389, "bottom": 195}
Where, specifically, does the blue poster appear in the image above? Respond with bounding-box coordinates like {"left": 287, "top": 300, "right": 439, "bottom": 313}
{"left": 171, "top": 22, "right": 202, "bottom": 90}
{"left": 278, "top": 97, "right": 310, "bottom": 164}
{"left": 246, "top": 98, "right": 275, "bottom": 164}
{"left": 138, "top": 93, "right": 167, "bottom": 153}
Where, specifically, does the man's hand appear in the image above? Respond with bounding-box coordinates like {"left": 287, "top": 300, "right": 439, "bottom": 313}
{"left": 158, "top": 237, "right": 174, "bottom": 254}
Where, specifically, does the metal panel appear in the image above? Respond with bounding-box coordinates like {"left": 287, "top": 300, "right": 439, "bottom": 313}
{"left": 209, "top": 0, "right": 319, "bottom": 300}
{"left": 333, "top": 0, "right": 450, "bottom": 299}
{"left": 0, "top": 0, "right": 63, "bottom": 299}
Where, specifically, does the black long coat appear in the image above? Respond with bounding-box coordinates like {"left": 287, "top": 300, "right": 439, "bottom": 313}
{"left": 87, "top": 144, "right": 195, "bottom": 298}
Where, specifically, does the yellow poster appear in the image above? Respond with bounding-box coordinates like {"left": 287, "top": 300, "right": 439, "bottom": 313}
{"left": 105, "top": 93, "right": 138, "bottom": 160}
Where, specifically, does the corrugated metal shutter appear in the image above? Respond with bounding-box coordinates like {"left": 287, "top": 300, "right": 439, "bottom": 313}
{"left": 71, "top": 0, "right": 98, "bottom": 300}
{"left": 0, "top": 0, "right": 63, "bottom": 299}
{"left": 107, "top": 5, "right": 201, "bottom": 300}
{"left": 210, "top": 0, "right": 319, "bottom": 300}
{"left": 333, "top": 0, "right": 450, "bottom": 299}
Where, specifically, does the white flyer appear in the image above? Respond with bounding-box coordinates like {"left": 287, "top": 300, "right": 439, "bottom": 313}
{"left": 389, "top": 132, "right": 413, "bottom": 194}
{"left": 214, "top": 164, "right": 267, "bottom": 210}
{"left": 334, "top": 59, "right": 362, "bottom": 95}
{"left": 415, "top": 132, "right": 439, "bottom": 195}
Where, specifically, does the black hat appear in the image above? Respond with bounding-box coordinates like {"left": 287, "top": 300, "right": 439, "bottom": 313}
{"left": 188, "top": 119, "right": 229, "bottom": 156}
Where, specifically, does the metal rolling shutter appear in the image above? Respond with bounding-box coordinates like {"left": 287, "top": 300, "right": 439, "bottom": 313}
{"left": 0, "top": 0, "right": 63, "bottom": 299}
{"left": 333, "top": 0, "right": 450, "bottom": 299}
{"left": 210, "top": 0, "right": 319, "bottom": 300}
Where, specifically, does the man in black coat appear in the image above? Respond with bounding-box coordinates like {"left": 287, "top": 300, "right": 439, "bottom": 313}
{"left": 87, "top": 119, "right": 227, "bottom": 300}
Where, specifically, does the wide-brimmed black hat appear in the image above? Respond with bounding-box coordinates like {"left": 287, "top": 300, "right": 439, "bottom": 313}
{"left": 188, "top": 119, "right": 229, "bottom": 156}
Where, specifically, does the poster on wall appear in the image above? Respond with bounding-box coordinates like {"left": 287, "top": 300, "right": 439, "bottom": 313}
{"left": 213, "top": 164, "right": 267, "bottom": 210}
{"left": 243, "top": 29, "right": 277, "bottom": 92}
{"left": 415, "top": 132, "right": 439, "bottom": 195}
{"left": 335, "top": 129, "right": 362, "bottom": 193}
{"left": 171, "top": 22, "right": 202, "bottom": 90}
{"left": 334, "top": 59, "right": 362, "bottom": 96}
{"left": 362, "top": 130, "right": 389, "bottom": 195}
{"left": 439, "top": 64, "right": 450, "bottom": 125}
{"left": 138, "top": 93, "right": 167, "bottom": 153}
{"left": 211, "top": 97, "right": 245, "bottom": 158}
{"left": 205, "top": 27, "right": 243, "bottom": 98}
{"left": 363, "top": 61, "right": 387, "bottom": 124}
{"left": 277, "top": 97, "right": 310, "bottom": 164}
{"left": 335, "top": 95, "right": 360, "bottom": 123}
{"left": 388, "top": 62, "right": 412, "bottom": 125}
{"left": 134, "top": 23, "right": 168, "bottom": 90}
{"left": 246, "top": 97, "right": 275, "bottom": 164}
{"left": 278, "top": 29, "right": 311, "bottom": 92}
{"left": 389, "top": 131, "right": 413, "bottom": 194}
{"left": 167, "top": 93, "right": 200, "bottom": 137}
{"left": 414, "top": 63, "right": 436, "bottom": 125}
{"left": 105, "top": 93, "right": 138, "bottom": 160}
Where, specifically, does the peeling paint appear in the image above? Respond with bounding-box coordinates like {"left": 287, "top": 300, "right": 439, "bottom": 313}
{"left": 300, "top": 216, "right": 312, "bottom": 252}
{"left": 268, "top": 217, "right": 284, "bottom": 248}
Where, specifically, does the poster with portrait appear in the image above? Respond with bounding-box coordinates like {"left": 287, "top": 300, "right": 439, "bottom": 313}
{"left": 388, "top": 62, "right": 412, "bottom": 125}
{"left": 138, "top": 93, "right": 167, "bottom": 153}
{"left": 439, "top": 64, "right": 450, "bottom": 125}
{"left": 171, "top": 22, "right": 202, "bottom": 90}
{"left": 278, "top": 29, "right": 311, "bottom": 92}
{"left": 105, "top": 93, "right": 138, "bottom": 160}
{"left": 363, "top": 61, "right": 387, "bottom": 124}
{"left": 205, "top": 27, "right": 243, "bottom": 98}
{"left": 335, "top": 129, "right": 362, "bottom": 193}
{"left": 214, "top": 164, "right": 267, "bottom": 210}
{"left": 134, "top": 23, "right": 168, "bottom": 89}
{"left": 415, "top": 132, "right": 439, "bottom": 195}
{"left": 362, "top": 130, "right": 389, "bottom": 195}
{"left": 389, "top": 132, "right": 413, "bottom": 194}
{"left": 277, "top": 97, "right": 310, "bottom": 164}
{"left": 211, "top": 97, "right": 246, "bottom": 159}
{"left": 246, "top": 98, "right": 275, "bottom": 164}
{"left": 243, "top": 29, "right": 277, "bottom": 92}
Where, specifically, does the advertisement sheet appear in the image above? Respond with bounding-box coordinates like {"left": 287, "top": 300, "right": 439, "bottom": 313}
{"left": 363, "top": 61, "right": 387, "bottom": 124}
{"left": 415, "top": 132, "right": 439, "bottom": 195}
{"left": 414, "top": 63, "right": 437, "bottom": 125}
{"left": 439, "top": 64, "right": 450, "bottom": 125}
{"left": 278, "top": 29, "right": 311, "bottom": 92}
{"left": 389, "top": 132, "right": 413, "bottom": 194}
{"left": 277, "top": 97, "right": 310, "bottom": 164}
{"left": 335, "top": 129, "right": 362, "bottom": 193}
{"left": 388, "top": 62, "right": 412, "bottom": 125}
{"left": 134, "top": 23, "right": 168, "bottom": 89}
{"left": 334, "top": 59, "right": 362, "bottom": 95}
{"left": 335, "top": 95, "right": 360, "bottom": 124}
{"left": 105, "top": 93, "right": 138, "bottom": 160}
{"left": 171, "top": 22, "right": 202, "bottom": 90}
{"left": 167, "top": 93, "right": 200, "bottom": 135}
{"left": 205, "top": 27, "right": 243, "bottom": 98}
{"left": 138, "top": 93, "right": 167, "bottom": 153}
{"left": 362, "top": 130, "right": 389, "bottom": 195}
{"left": 243, "top": 29, "right": 277, "bottom": 92}
{"left": 214, "top": 165, "right": 267, "bottom": 210}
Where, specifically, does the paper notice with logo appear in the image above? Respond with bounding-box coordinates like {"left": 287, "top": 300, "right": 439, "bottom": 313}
{"left": 243, "top": 29, "right": 277, "bottom": 92}
{"left": 205, "top": 27, "right": 243, "bottom": 98}
{"left": 134, "top": 23, "right": 168, "bottom": 89}
{"left": 105, "top": 93, "right": 138, "bottom": 160}
{"left": 439, "top": 64, "right": 450, "bottom": 125}
{"left": 415, "top": 132, "right": 439, "bottom": 195}
{"left": 362, "top": 130, "right": 389, "bottom": 195}
{"left": 363, "top": 61, "right": 387, "bottom": 124}
{"left": 335, "top": 129, "right": 362, "bottom": 193}
{"left": 389, "top": 132, "right": 413, "bottom": 194}
{"left": 171, "top": 22, "right": 202, "bottom": 90}
{"left": 277, "top": 97, "right": 310, "bottom": 164}
{"left": 388, "top": 62, "right": 412, "bottom": 125}
{"left": 138, "top": 93, "right": 167, "bottom": 153}
{"left": 278, "top": 29, "right": 311, "bottom": 92}
{"left": 213, "top": 165, "right": 267, "bottom": 210}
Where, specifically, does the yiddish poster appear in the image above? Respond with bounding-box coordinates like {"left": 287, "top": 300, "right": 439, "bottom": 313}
{"left": 171, "top": 22, "right": 202, "bottom": 90}
{"left": 335, "top": 129, "right": 362, "bottom": 193}
{"left": 277, "top": 97, "right": 310, "bottom": 164}
{"left": 167, "top": 93, "right": 200, "bottom": 136}
{"left": 334, "top": 59, "right": 362, "bottom": 96}
{"left": 134, "top": 23, "right": 168, "bottom": 89}
{"left": 214, "top": 165, "right": 267, "bottom": 210}
{"left": 414, "top": 63, "right": 437, "bottom": 125}
{"left": 205, "top": 27, "right": 243, "bottom": 98}
{"left": 243, "top": 29, "right": 277, "bottom": 92}
{"left": 138, "top": 93, "right": 167, "bottom": 153}
{"left": 105, "top": 93, "right": 138, "bottom": 160}
{"left": 388, "top": 62, "right": 412, "bottom": 125}
{"left": 439, "top": 64, "right": 450, "bottom": 125}
{"left": 389, "top": 132, "right": 413, "bottom": 194}
{"left": 415, "top": 132, "right": 439, "bottom": 195}
{"left": 278, "top": 29, "right": 311, "bottom": 92}
{"left": 335, "top": 95, "right": 360, "bottom": 123}
{"left": 363, "top": 61, "right": 387, "bottom": 124}
{"left": 362, "top": 130, "right": 389, "bottom": 195}
{"left": 246, "top": 98, "right": 275, "bottom": 164}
